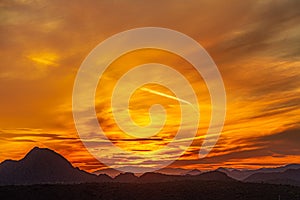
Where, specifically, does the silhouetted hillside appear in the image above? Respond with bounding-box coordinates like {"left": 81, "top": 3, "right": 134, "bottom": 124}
{"left": 192, "top": 171, "right": 234, "bottom": 181}
{"left": 0, "top": 147, "right": 236, "bottom": 185}
{"left": 139, "top": 172, "right": 181, "bottom": 183}
{"left": 0, "top": 147, "right": 111, "bottom": 185}
{"left": 245, "top": 168, "right": 300, "bottom": 186}
{"left": 94, "top": 167, "right": 199, "bottom": 177}
{"left": 114, "top": 172, "right": 139, "bottom": 183}
{"left": 156, "top": 167, "right": 196, "bottom": 175}
{"left": 1, "top": 146, "right": 300, "bottom": 188}
{"left": 217, "top": 164, "right": 300, "bottom": 180}
{"left": 93, "top": 168, "right": 121, "bottom": 177}
{"left": 186, "top": 169, "right": 201, "bottom": 176}
{"left": 114, "top": 171, "right": 235, "bottom": 183}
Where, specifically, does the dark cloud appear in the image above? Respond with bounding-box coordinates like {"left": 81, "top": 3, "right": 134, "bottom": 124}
{"left": 212, "top": 0, "right": 300, "bottom": 61}
{"left": 248, "top": 97, "right": 300, "bottom": 120}
{"left": 175, "top": 127, "right": 300, "bottom": 167}
{"left": 254, "top": 127, "right": 300, "bottom": 155}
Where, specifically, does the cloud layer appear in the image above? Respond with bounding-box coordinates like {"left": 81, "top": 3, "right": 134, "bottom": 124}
{"left": 0, "top": 0, "right": 299, "bottom": 171}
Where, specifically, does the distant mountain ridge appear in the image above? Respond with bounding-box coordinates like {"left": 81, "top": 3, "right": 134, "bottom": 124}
{"left": 114, "top": 170, "right": 233, "bottom": 183}
{"left": 93, "top": 167, "right": 200, "bottom": 177}
{"left": 0, "top": 147, "right": 234, "bottom": 185}
{"left": 217, "top": 164, "right": 300, "bottom": 180}
{"left": 244, "top": 168, "right": 300, "bottom": 186}
{"left": 0, "top": 147, "right": 299, "bottom": 186}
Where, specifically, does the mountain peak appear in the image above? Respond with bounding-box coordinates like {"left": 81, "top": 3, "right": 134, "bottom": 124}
{"left": 22, "top": 147, "right": 73, "bottom": 169}
{"left": 186, "top": 169, "right": 202, "bottom": 175}
{"left": 284, "top": 163, "right": 300, "bottom": 168}
{"left": 27, "top": 146, "right": 58, "bottom": 156}
{"left": 1, "top": 146, "right": 299, "bottom": 186}
{"left": 32, "top": 146, "right": 44, "bottom": 151}
{"left": 114, "top": 172, "right": 138, "bottom": 183}
{"left": 0, "top": 147, "right": 100, "bottom": 185}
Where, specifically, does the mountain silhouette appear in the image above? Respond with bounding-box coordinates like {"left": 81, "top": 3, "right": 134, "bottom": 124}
{"left": 186, "top": 169, "right": 202, "bottom": 176}
{"left": 217, "top": 164, "right": 300, "bottom": 180}
{"left": 139, "top": 172, "right": 181, "bottom": 182}
{"left": 0, "top": 147, "right": 234, "bottom": 185}
{"left": 0, "top": 147, "right": 111, "bottom": 185}
{"left": 114, "top": 172, "right": 139, "bottom": 183}
{"left": 244, "top": 168, "right": 300, "bottom": 186}
{"left": 190, "top": 171, "right": 235, "bottom": 181}
{"left": 94, "top": 167, "right": 198, "bottom": 177}
{"left": 156, "top": 167, "right": 196, "bottom": 175}
{"left": 1, "top": 147, "right": 299, "bottom": 187}
{"left": 93, "top": 168, "right": 121, "bottom": 178}
{"left": 120, "top": 171, "right": 235, "bottom": 183}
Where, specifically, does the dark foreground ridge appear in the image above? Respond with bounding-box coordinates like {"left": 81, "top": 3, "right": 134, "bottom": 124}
{"left": 1, "top": 147, "right": 300, "bottom": 199}
{"left": 0, "top": 181, "right": 300, "bottom": 200}
{"left": 0, "top": 147, "right": 111, "bottom": 185}
{"left": 1, "top": 147, "right": 300, "bottom": 188}
{"left": 0, "top": 147, "right": 235, "bottom": 185}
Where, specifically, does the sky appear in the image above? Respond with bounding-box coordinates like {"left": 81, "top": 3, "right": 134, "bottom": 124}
{"left": 0, "top": 0, "right": 300, "bottom": 172}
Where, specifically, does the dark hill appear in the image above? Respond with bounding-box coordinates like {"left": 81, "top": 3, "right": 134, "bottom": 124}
{"left": 139, "top": 172, "right": 181, "bottom": 182}
{"left": 114, "top": 172, "right": 139, "bottom": 183}
{"left": 186, "top": 169, "right": 201, "bottom": 176}
{"left": 0, "top": 147, "right": 111, "bottom": 185}
{"left": 245, "top": 168, "right": 300, "bottom": 186}
{"left": 217, "top": 164, "right": 300, "bottom": 180}
{"left": 191, "top": 171, "right": 235, "bottom": 182}
{"left": 138, "top": 171, "right": 235, "bottom": 183}
{"left": 2, "top": 146, "right": 299, "bottom": 188}
{"left": 0, "top": 147, "right": 234, "bottom": 185}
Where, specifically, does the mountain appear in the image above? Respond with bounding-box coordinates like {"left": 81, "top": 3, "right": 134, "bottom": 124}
{"left": 0, "top": 147, "right": 111, "bottom": 185}
{"left": 217, "top": 164, "right": 300, "bottom": 180}
{"left": 114, "top": 172, "right": 139, "bottom": 183}
{"left": 106, "top": 170, "right": 234, "bottom": 183}
{"left": 93, "top": 168, "right": 121, "bottom": 178}
{"left": 186, "top": 169, "right": 202, "bottom": 176}
{"left": 1, "top": 146, "right": 299, "bottom": 187}
{"left": 244, "top": 168, "right": 300, "bottom": 186}
{"left": 139, "top": 172, "right": 181, "bottom": 183}
{"left": 93, "top": 167, "right": 201, "bottom": 178}
{"left": 131, "top": 171, "right": 235, "bottom": 183}
{"left": 0, "top": 147, "right": 234, "bottom": 185}
{"left": 216, "top": 168, "right": 252, "bottom": 180}
{"left": 190, "top": 171, "right": 235, "bottom": 182}
{"left": 156, "top": 167, "right": 195, "bottom": 175}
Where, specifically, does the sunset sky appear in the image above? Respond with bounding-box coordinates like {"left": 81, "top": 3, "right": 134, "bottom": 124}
{"left": 1, "top": 0, "right": 300, "bottom": 172}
